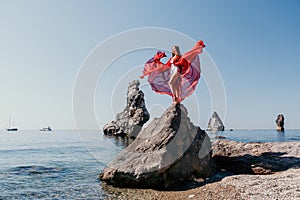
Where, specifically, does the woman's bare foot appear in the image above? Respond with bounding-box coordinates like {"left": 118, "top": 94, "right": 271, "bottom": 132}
{"left": 172, "top": 96, "right": 177, "bottom": 104}
{"left": 176, "top": 97, "right": 182, "bottom": 103}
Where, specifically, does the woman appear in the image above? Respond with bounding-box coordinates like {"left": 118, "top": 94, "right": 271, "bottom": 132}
{"left": 140, "top": 40, "right": 206, "bottom": 103}
{"left": 166, "top": 45, "right": 189, "bottom": 103}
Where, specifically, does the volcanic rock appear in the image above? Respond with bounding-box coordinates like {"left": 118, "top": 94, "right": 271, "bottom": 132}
{"left": 103, "top": 80, "right": 150, "bottom": 138}
{"left": 212, "top": 140, "right": 300, "bottom": 175}
{"left": 207, "top": 112, "right": 225, "bottom": 132}
{"left": 275, "top": 114, "right": 285, "bottom": 131}
{"left": 100, "top": 103, "right": 212, "bottom": 189}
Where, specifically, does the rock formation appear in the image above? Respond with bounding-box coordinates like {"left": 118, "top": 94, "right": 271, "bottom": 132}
{"left": 212, "top": 140, "right": 300, "bottom": 175}
{"left": 275, "top": 114, "right": 285, "bottom": 131}
{"left": 100, "top": 103, "right": 212, "bottom": 189}
{"left": 207, "top": 111, "right": 225, "bottom": 131}
{"left": 103, "top": 80, "right": 150, "bottom": 138}
{"left": 102, "top": 140, "right": 300, "bottom": 200}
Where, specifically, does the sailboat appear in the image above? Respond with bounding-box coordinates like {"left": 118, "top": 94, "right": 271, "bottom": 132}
{"left": 7, "top": 117, "right": 18, "bottom": 131}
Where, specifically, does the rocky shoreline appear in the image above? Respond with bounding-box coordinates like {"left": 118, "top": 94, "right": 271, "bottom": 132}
{"left": 100, "top": 82, "right": 299, "bottom": 199}
{"left": 102, "top": 140, "right": 300, "bottom": 200}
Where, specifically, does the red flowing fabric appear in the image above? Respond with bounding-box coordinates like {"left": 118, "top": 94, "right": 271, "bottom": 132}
{"left": 140, "top": 40, "right": 205, "bottom": 102}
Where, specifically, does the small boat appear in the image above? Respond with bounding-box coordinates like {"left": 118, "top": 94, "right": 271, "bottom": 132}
{"left": 7, "top": 117, "right": 18, "bottom": 131}
{"left": 40, "top": 126, "right": 52, "bottom": 131}
{"left": 7, "top": 127, "right": 18, "bottom": 131}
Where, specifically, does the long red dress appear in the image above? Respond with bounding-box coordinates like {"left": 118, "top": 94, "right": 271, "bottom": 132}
{"left": 140, "top": 40, "right": 205, "bottom": 103}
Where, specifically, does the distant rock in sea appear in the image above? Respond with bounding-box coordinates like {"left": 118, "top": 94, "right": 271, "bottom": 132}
{"left": 207, "top": 111, "right": 225, "bottom": 131}
{"left": 275, "top": 114, "right": 285, "bottom": 132}
{"left": 100, "top": 103, "right": 212, "bottom": 189}
{"left": 103, "top": 80, "right": 150, "bottom": 138}
{"left": 215, "top": 135, "right": 226, "bottom": 139}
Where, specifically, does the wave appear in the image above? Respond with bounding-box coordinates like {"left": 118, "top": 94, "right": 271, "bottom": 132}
{"left": 5, "top": 165, "right": 68, "bottom": 176}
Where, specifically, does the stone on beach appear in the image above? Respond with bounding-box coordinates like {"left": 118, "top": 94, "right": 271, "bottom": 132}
{"left": 103, "top": 80, "right": 150, "bottom": 138}
{"left": 210, "top": 140, "right": 300, "bottom": 200}
{"left": 103, "top": 140, "right": 300, "bottom": 199}
{"left": 212, "top": 140, "right": 300, "bottom": 175}
{"left": 100, "top": 103, "right": 212, "bottom": 189}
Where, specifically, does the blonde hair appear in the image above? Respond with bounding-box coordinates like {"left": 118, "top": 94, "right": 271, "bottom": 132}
{"left": 172, "top": 46, "right": 181, "bottom": 56}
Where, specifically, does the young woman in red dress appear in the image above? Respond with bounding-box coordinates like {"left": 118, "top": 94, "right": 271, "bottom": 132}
{"left": 140, "top": 40, "right": 206, "bottom": 103}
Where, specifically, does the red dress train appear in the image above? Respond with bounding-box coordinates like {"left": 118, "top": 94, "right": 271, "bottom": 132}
{"left": 140, "top": 40, "right": 205, "bottom": 103}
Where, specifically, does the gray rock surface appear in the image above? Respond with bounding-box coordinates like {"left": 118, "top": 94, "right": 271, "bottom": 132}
{"left": 211, "top": 140, "right": 300, "bottom": 200}
{"left": 219, "top": 168, "right": 300, "bottom": 200}
{"left": 103, "top": 80, "right": 150, "bottom": 138}
{"left": 102, "top": 140, "right": 300, "bottom": 199}
{"left": 100, "top": 103, "right": 212, "bottom": 189}
{"left": 207, "top": 112, "right": 225, "bottom": 131}
{"left": 212, "top": 140, "right": 300, "bottom": 174}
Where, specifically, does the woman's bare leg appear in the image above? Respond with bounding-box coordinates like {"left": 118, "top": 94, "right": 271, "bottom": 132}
{"left": 168, "top": 74, "right": 176, "bottom": 102}
{"left": 169, "top": 71, "right": 180, "bottom": 102}
{"left": 174, "top": 76, "right": 181, "bottom": 102}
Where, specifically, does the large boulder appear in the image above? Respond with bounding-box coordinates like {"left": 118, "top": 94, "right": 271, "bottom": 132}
{"left": 275, "top": 114, "right": 285, "bottom": 131}
{"left": 100, "top": 103, "right": 212, "bottom": 189}
{"left": 103, "top": 80, "right": 150, "bottom": 138}
{"left": 207, "top": 111, "right": 225, "bottom": 132}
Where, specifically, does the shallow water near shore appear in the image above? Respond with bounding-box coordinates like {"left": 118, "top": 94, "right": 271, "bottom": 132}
{"left": 0, "top": 129, "right": 299, "bottom": 199}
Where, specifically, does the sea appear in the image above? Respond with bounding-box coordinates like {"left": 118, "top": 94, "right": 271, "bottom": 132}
{"left": 0, "top": 129, "right": 299, "bottom": 199}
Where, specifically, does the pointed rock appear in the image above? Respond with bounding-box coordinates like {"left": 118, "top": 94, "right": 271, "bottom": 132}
{"left": 207, "top": 112, "right": 225, "bottom": 131}
{"left": 103, "top": 80, "right": 150, "bottom": 138}
{"left": 100, "top": 104, "right": 212, "bottom": 189}
{"left": 275, "top": 114, "right": 285, "bottom": 132}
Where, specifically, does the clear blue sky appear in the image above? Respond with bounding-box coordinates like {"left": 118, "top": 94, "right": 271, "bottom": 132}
{"left": 1, "top": 0, "right": 299, "bottom": 130}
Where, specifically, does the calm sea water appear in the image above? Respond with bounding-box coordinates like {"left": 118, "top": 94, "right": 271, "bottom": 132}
{"left": 208, "top": 129, "right": 300, "bottom": 143}
{"left": 0, "top": 129, "right": 299, "bottom": 199}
